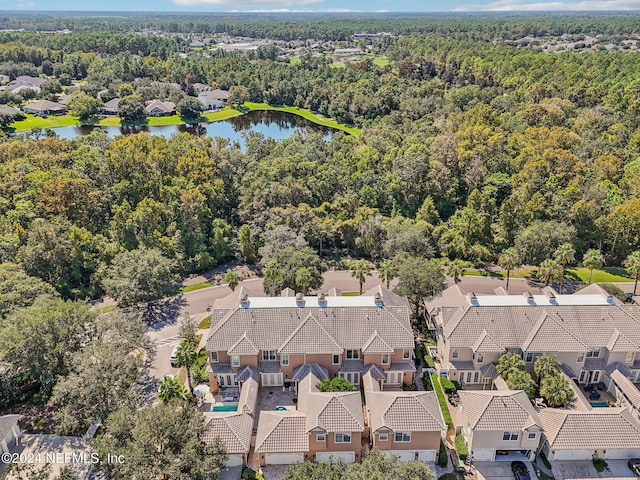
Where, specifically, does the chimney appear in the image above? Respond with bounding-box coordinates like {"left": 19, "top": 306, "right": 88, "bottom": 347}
{"left": 240, "top": 292, "right": 249, "bottom": 308}
{"left": 523, "top": 291, "right": 534, "bottom": 304}
{"left": 318, "top": 292, "right": 327, "bottom": 307}
{"left": 374, "top": 292, "right": 383, "bottom": 307}
{"left": 296, "top": 292, "right": 305, "bottom": 307}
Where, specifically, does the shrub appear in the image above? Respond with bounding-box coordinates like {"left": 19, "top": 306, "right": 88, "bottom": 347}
{"left": 592, "top": 458, "right": 608, "bottom": 472}
{"left": 455, "top": 435, "right": 468, "bottom": 461}
{"left": 438, "top": 440, "right": 448, "bottom": 467}
{"left": 316, "top": 376, "right": 356, "bottom": 392}
{"left": 432, "top": 374, "right": 453, "bottom": 428}
{"left": 440, "top": 376, "right": 456, "bottom": 394}
{"left": 423, "top": 372, "right": 434, "bottom": 391}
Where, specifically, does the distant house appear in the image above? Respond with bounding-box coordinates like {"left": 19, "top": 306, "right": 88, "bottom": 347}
{"left": 56, "top": 92, "right": 73, "bottom": 106}
{"left": 101, "top": 97, "right": 119, "bottom": 115}
{"left": 0, "top": 74, "right": 9, "bottom": 85}
{"left": 198, "top": 89, "right": 230, "bottom": 110}
{"left": 0, "top": 105, "right": 20, "bottom": 116}
{"left": 0, "top": 415, "right": 21, "bottom": 455}
{"left": 22, "top": 100, "right": 67, "bottom": 116}
{"left": 191, "top": 82, "right": 211, "bottom": 94}
{"left": 145, "top": 100, "right": 175, "bottom": 117}
{"left": 6, "top": 75, "right": 46, "bottom": 94}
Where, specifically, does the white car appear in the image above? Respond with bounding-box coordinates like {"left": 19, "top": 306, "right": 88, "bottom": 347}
{"left": 170, "top": 345, "right": 179, "bottom": 367}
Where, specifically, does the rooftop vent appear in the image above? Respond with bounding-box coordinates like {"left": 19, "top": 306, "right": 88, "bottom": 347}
{"left": 296, "top": 292, "right": 305, "bottom": 307}
{"left": 467, "top": 292, "right": 478, "bottom": 304}
{"left": 543, "top": 288, "right": 556, "bottom": 302}
{"left": 374, "top": 292, "right": 383, "bottom": 307}
{"left": 523, "top": 291, "right": 534, "bottom": 303}
{"left": 240, "top": 293, "right": 249, "bottom": 308}
{"left": 605, "top": 294, "right": 614, "bottom": 303}
{"left": 318, "top": 292, "right": 327, "bottom": 307}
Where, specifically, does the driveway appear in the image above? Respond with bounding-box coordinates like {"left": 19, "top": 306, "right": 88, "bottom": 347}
{"left": 473, "top": 461, "right": 515, "bottom": 480}
{"left": 552, "top": 460, "right": 636, "bottom": 480}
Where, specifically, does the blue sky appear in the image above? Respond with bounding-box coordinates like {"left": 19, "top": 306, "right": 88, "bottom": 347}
{"left": 5, "top": 0, "right": 640, "bottom": 12}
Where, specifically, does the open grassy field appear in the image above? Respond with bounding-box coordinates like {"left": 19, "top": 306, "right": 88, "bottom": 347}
{"left": 11, "top": 113, "right": 79, "bottom": 131}
{"left": 566, "top": 267, "right": 632, "bottom": 282}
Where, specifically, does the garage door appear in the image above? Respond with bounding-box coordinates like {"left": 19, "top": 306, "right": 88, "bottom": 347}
{"left": 262, "top": 373, "right": 283, "bottom": 387}
{"left": 264, "top": 452, "right": 304, "bottom": 465}
{"left": 226, "top": 455, "right": 244, "bottom": 467}
{"left": 387, "top": 450, "right": 436, "bottom": 462}
{"left": 472, "top": 449, "right": 495, "bottom": 461}
{"left": 605, "top": 449, "right": 640, "bottom": 460}
{"left": 317, "top": 451, "right": 356, "bottom": 464}
{"left": 553, "top": 450, "right": 592, "bottom": 461}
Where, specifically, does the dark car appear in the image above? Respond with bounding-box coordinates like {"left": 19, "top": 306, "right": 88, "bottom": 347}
{"left": 511, "top": 461, "right": 531, "bottom": 480}
{"left": 628, "top": 458, "right": 640, "bottom": 477}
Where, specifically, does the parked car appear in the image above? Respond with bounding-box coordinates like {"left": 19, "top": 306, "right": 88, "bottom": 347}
{"left": 170, "top": 345, "right": 179, "bottom": 367}
{"left": 628, "top": 458, "right": 640, "bottom": 477}
{"left": 511, "top": 461, "right": 531, "bottom": 480}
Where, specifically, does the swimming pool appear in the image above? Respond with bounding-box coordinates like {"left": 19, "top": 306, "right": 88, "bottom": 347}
{"left": 212, "top": 404, "right": 238, "bottom": 412}
{"left": 590, "top": 401, "right": 609, "bottom": 408}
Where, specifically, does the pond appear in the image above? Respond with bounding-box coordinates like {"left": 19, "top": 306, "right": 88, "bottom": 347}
{"left": 46, "top": 110, "right": 334, "bottom": 149}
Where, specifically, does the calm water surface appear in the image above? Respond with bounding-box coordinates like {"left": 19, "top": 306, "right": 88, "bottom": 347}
{"left": 49, "top": 110, "right": 334, "bottom": 149}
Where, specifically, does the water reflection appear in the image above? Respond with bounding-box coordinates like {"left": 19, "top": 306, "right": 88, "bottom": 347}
{"left": 50, "top": 110, "right": 334, "bottom": 149}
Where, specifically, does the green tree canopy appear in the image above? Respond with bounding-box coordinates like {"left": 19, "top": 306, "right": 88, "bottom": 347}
{"left": 316, "top": 376, "right": 357, "bottom": 392}
{"left": 394, "top": 256, "right": 445, "bottom": 315}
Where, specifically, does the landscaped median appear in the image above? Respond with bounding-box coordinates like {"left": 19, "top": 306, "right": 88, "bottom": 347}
{"left": 9, "top": 102, "right": 361, "bottom": 136}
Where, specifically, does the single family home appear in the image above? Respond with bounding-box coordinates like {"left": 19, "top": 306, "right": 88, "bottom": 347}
{"left": 22, "top": 100, "right": 67, "bottom": 115}
{"left": 145, "top": 100, "right": 175, "bottom": 116}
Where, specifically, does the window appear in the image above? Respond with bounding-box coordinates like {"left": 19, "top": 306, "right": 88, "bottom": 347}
{"left": 340, "top": 372, "right": 360, "bottom": 385}
{"left": 335, "top": 433, "right": 351, "bottom": 443}
{"left": 586, "top": 350, "right": 600, "bottom": 358}
{"left": 592, "top": 371, "right": 600, "bottom": 383}
{"left": 475, "top": 353, "right": 484, "bottom": 363}
{"left": 346, "top": 350, "right": 360, "bottom": 359}
{"left": 381, "top": 353, "right": 390, "bottom": 365}
{"left": 262, "top": 350, "right": 276, "bottom": 361}
{"left": 281, "top": 354, "right": 289, "bottom": 366}
{"left": 394, "top": 432, "right": 411, "bottom": 443}
{"left": 231, "top": 356, "right": 240, "bottom": 367}
{"left": 524, "top": 352, "right": 534, "bottom": 363}
{"left": 379, "top": 433, "right": 388, "bottom": 442}
{"left": 502, "top": 432, "right": 519, "bottom": 441}
{"left": 452, "top": 349, "right": 459, "bottom": 359}
{"left": 626, "top": 352, "right": 635, "bottom": 364}
{"left": 528, "top": 433, "right": 537, "bottom": 440}
{"left": 210, "top": 351, "right": 218, "bottom": 363}
{"left": 332, "top": 354, "right": 341, "bottom": 365}
{"left": 403, "top": 349, "right": 411, "bottom": 360}
{"left": 577, "top": 352, "right": 585, "bottom": 363}
{"left": 316, "top": 434, "right": 326, "bottom": 442}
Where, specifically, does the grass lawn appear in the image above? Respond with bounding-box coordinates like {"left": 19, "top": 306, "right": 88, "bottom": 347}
{"left": 11, "top": 113, "right": 79, "bottom": 131}
{"left": 289, "top": 56, "right": 302, "bottom": 65}
{"left": 244, "top": 102, "right": 361, "bottom": 136}
{"left": 181, "top": 281, "right": 212, "bottom": 293}
{"left": 341, "top": 291, "right": 361, "bottom": 296}
{"left": 567, "top": 267, "right": 632, "bottom": 282}
{"left": 198, "top": 316, "right": 212, "bottom": 329}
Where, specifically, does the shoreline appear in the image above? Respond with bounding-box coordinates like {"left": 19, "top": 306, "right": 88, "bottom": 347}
{"left": 9, "top": 103, "right": 361, "bottom": 136}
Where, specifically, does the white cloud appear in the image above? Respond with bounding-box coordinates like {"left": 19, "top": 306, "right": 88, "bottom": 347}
{"left": 456, "top": 0, "right": 640, "bottom": 10}
{"left": 174, "top": 0, "right": 323, "bottom": 6}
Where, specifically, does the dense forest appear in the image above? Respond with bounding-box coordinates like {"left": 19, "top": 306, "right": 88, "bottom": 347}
{"left": 0, "top": 15, "right": 639, "bottom": 301}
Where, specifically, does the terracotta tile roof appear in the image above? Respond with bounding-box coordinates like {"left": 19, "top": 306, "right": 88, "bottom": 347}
{"left": 366, "top": 391, "right": 446, "bottom": 434}
{"left": 522, "top": 313, "right": 588, "bottom": 353}
{"left": 458, "top": 390, "right": 542, "bottom": 431}
{"left": 539, "top": 408, "right": 640, "bottom": 450}
{"left": 227, "top": 332, "right": 259, "bottom": 356}
{"left": 237, "top": 374, "right": 259, "bottom": 416}
{"left": 278, "top": 313, "right": 342, "bottom": 355}
{"left": 203, "top": 413, "right": 253, "bottom": 454}
{"left": 610, "top": 368, "right": 640, "bottom": 408}
{"left": 362, "top": 330, "right": 394, "bottom": 354}
{"left": 607, "top": 329, "right": 639, "bottom": 351}
{"left": 472, "top": 330, "right": 506, "bottom": 354}
{"left": 254, "top": 411, "right": 308, "bottom": 453}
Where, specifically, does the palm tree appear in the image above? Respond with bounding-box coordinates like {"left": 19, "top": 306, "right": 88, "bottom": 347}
{"left": 498, "top": 248, "right": 519, "bottom": 292}
{"left": 540, "top": 375, "right": 574, "bottom": 408}
{"left": 175, "top": 340, "right": 197, "bottom": 394}
{"left": 378, "top": 259, "right": 397, "bottom": 289}
{"left": 554, "top": 243, "right": 575, "bottom": 294}
{"left": 446, "top": 259, "right": 469, "bottom": 284}
{"left": 538, "top": 259, "right": 561, "bottom": 287}
{"left": 350, "top": 260, "right": 373, "bottom": 294}
{"left": 534, "top": 354, "right": 561, "bottom": 380}
{"left": 624, "top": 250, "right": 640, "bottom": 296}
{"left": 505, "top": 370, "right": 537, "bottom": 398}
{"left": 158, "top": 376, "right": 189, "bottom": 403}
{"left": 496, "top": 352, "right": 526, "bottom": 381}
{"left": 582, "top": 249, "right": 604, "bottom": 285}
{"left": 263, "top": 260, "right": 281, "bottom": 296}
{"left": 295, "top": 267, "right": 313, "bottom": 294}
{"left": 223, "top": 269, "right": 242, "bottom": 291}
